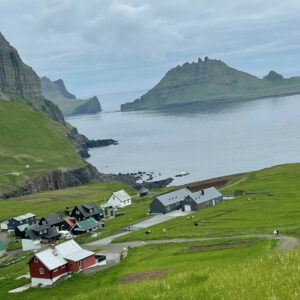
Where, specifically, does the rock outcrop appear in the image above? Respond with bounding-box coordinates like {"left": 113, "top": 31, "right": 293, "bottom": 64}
{"left": 121, "top": 57, "right": 300, "bottom": 111}
{"left": 40, "top": 76, "right": 102, "bottom": 115}
{"left": 2, "top": 164, "right": 101, "bottom": 199}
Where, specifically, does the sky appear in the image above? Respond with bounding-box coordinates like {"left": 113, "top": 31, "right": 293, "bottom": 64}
{"left": 0, "top": 0, "right": 300, "bottom": 98}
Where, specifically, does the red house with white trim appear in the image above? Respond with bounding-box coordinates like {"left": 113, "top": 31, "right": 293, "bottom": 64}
{"left": 29, "top": 240, "right": 96, "bottom": 286}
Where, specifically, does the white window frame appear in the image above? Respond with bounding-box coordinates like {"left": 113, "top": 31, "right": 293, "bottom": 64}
{"left": 61, "top": 265, "right": 65, "bottom": 269}
{"left": 39, "top": 268, "right": 44, "bottom": 275}
{"left": 53, "top": 268, "right": 58, "bottom": 272}
{"left": 34, "top": 257, "right": 38, "bottom": 263}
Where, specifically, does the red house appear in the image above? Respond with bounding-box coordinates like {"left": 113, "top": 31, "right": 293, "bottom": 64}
{"left": 29, "top": 240, "right": 96, "bottom": 286}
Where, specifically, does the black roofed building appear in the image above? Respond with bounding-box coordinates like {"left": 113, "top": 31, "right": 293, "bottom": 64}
{"left": 26, "top": 224, "right": 61, "bottom": 242}
{"left": 70, "top": 202, "right": 101, "bottom": 222}
{"left": 150, "top": 187, "right": 223, "bottom": 214}
{"left": 39, "top": 213, "right": 64, "bottom": 231}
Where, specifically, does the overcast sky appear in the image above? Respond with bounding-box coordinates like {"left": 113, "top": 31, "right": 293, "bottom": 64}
{"left": 1, "top": 0, "right": 300, "bottom": 98}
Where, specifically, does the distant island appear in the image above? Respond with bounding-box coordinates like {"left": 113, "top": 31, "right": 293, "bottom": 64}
{"left": 121, "top": 57, "right": 300, "bottom": 111}
{"left": 41, "top": 76, "right": 102, "bottom": 116}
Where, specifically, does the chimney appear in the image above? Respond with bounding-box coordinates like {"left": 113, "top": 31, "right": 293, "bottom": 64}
{"left": 201, "top": 190, "right": 204, "bottom": 195}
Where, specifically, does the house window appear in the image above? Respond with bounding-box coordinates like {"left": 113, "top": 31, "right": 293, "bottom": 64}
{"left": 34, "top": 257, "right": 38, "bottom": 263}
{"left": 61, "top": 265, "right": 65, "bottom": 269}
{"left": 39, "top": 268, "right": 44, "bottom": 274}
{"left": 53, "top": 268, "right": 58, "bottom": 272}
{"left": 76, "top": 210, "right": 80, "bottom": 215}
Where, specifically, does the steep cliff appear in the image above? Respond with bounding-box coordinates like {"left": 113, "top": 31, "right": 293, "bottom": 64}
{"left": 41, "top": 76, "right": 102, "bottom": 115}
{"left": 0, "top": 31, "right": 102, "bottom": 198}
{"left": 121, "top": 57, "right": 300, "bottom": 110}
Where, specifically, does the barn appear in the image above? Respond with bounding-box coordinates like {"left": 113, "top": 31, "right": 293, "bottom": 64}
{"left": 29, "top": 240, "right": 96, "bottom": 286}
{"left": 150, "top": 187, "right": 223, "bottom": 213}
{"left": 150, "top": 187, "right": 193, "bottom": 213}
{"left": 107, "top": 190, "right": 131, "bottom": 208}
{"left": 182, "top": 187, "right": 223, "bottom": 211}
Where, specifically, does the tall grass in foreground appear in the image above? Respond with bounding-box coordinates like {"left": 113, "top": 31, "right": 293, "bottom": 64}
{"left": 72, "top": 248, "right": 300, "bottom": 300}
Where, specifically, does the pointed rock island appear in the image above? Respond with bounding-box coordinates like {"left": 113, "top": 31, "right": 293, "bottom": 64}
{"left": 41, "top": 76, "right": 102, "bottom": 116}
{"left": 121, "top": 57, "right": 300, "bottom": 111}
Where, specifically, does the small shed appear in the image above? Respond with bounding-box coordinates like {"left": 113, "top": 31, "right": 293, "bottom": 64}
{"left": 139, "top": 187, "right": 149, "bottom": 197}
{"left": 99, "top": 204, "right": 115, "bottom": 219}
{"left": 107, "top": 190, "right": 132, "bottom": 208}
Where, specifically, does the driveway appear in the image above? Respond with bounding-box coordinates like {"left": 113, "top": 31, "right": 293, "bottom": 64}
{"left": 132, "top": 211, "right": 191, "bottom": 228}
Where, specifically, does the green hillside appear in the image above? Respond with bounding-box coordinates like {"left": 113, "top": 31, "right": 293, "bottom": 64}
{"left": 0, "top": 100, "right": 85, "bottom": 197}
{"left": 40, "top": 77, "right": 102, "bottom": 115}
{"left": 1, "top": 163, "right": 300, "bottom": 299}
{"left": 121, "top": 57, "right": 300, "bottom": 111}
{"left": 116, "top": 163, "right": 300, "bottom": 242}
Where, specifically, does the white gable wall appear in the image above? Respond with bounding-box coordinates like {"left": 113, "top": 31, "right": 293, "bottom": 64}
{"left": 107, "top": 194, "right": 131, "bottom": 208}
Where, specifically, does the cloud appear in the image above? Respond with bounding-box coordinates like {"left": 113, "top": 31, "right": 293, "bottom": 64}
{"left": 0, "top": 0, "right": 300, "bottom": 95}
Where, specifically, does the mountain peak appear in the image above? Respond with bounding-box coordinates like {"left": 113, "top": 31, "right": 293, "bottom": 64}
{"left": 264, "top": 71, "right": 284, "bottom": 81}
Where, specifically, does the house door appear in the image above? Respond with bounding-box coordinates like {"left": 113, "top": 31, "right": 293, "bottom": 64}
{"left": 213, "top": 199, "right": 216, "bottom": 206}
{"left": 78, "top": 261, "right": 82, "bottom": 270}
{"left": 110, "top": 210, "right": 114, "bottom": 217}
{"left": 184, "top": 205, "right": 191, "bottom": 212}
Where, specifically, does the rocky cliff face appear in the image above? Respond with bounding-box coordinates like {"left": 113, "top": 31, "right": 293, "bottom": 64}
{"left": 2, "top": 164, "right": 101, "bottom": 199}
{"left": 0, "top": 32, "right": 42, "bottom": 100}
{"left": 121, "top": 57, "right": 300, "bottom": 111}
{"left": 40, "top": 76, "right": 102, "bottom": 115}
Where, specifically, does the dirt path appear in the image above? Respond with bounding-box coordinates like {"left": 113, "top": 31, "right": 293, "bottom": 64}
{"left": 84, "top": 233, "right": 299, "bottom": 269}
{"left": 222, "top": 176, "right": 247, "bottom": 190}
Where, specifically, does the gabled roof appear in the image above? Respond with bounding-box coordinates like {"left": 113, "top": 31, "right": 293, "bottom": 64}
{"left": 190, "top": 187, "right": 223, "bottom": 204}
{"left": 35, "top": 248, "right": 67, "bottom": 270}
{"left": 76, "top": 218, "right": 98, "bottom": 228}
{"left": 99, "top": 203, "right": 113, "bottom": 210}
{"left": 64, "top": 218, "right": 76, "bottom": 227}
{"left": 12, "top": 213, "right": 35, "bottom": 221}
{"left": 55, "top": 240, "right": 95, "bottom": 262}
{"left": 112, "top": 190, "right": 131, "bottom": 202}
{"left": 16, "top": 223, "right": 36, "bottom": 232}
{"left": 73, "top": 202, "right": 100, "bottom": 218}
{"left": 155, "top": 187, "right": 223, "bottom": 207}
{"left": 27, "top": 225, "right": 60, "bottom": 240}
{"left": 40, "top": 212, "right": 64, "bottom": 226}
{"left": 156, "top": 187, "right": 193, "bottom": 206}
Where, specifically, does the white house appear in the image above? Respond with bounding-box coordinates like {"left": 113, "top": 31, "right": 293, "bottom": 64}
{"left": 107, "top": 190, "right": 131, "bottom": 208}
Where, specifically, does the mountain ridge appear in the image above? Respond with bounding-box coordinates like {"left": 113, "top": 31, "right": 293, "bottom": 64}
{"left": 121, "top": 57, "right": 300, "bottom": 111}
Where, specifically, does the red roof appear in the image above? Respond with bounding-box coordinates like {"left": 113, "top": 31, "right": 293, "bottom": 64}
{"left": 65, "top": 218, "right": 76, "bottom": 226}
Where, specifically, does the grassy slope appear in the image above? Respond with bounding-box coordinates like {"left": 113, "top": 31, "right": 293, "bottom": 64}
{"left": 1, "top": 238, "right": 274, "bottom": 300}
{"left": 115, "top": 163, "right": 300, "bottom": 242}
{"left": 0, "top": 100, "right": 85, "bottom": 196}
{"left": 1, "top": 163, "right": 300, "bottom": 299}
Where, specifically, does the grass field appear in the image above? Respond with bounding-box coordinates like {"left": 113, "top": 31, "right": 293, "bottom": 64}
{"left": 115, "top": 163, "right": 300, "bottom": 242}
{"left": 0, "top": 100, "right": 85, "bottom": 196}
{"left": 0, "top": 237, "right": 275, "bottom": 300}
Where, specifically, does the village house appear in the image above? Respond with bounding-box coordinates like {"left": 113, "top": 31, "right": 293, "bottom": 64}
{"left": 107, "top": 190, "right": 132, "bottom": 208}
{"left": 60, "top": 217, "right": 77, "bottom": 231}
{"left": 39, "top": 212, "right": 64, "bottom": 231}
{"left": 15, "top": 223, "right": 36, "bottom": 239}
{"left": 28, "top": 240, "right": 96, "bottom": 286}
{"left": 150, "top": 187, "right": 223, "bottom": 213}
{"left": 99, "top": 204, "right": 115, "bottom": 219}
{"left": 71, "top": 218, "right": 104, "bottom": 235}
{"left": 7, "top": 213, "right": 36, "bottom": 230}
{"left": 25, "top": 224, "right": 61, "bottom": 242}
{"left": 70, "top": 202, "right": 101, "bottom": 221}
